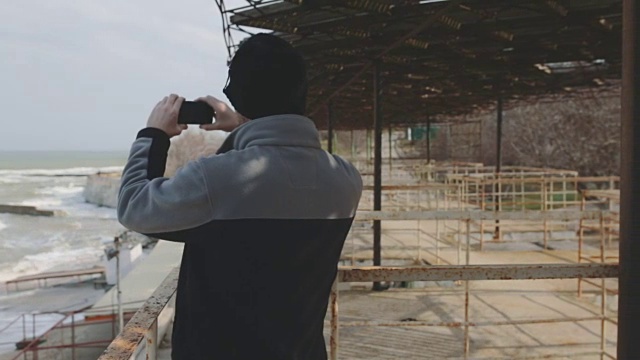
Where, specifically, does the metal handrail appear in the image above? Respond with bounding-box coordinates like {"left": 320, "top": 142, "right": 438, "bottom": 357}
{"left": 97, "top": 267, "right": 179, "bottom": 360}
{"left": 356, "top": 209, "right": 611, "bottom": 221}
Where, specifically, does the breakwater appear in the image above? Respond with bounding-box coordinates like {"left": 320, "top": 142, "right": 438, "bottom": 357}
{"left": 0, "top": 204, "right": 65, "bottom": 216}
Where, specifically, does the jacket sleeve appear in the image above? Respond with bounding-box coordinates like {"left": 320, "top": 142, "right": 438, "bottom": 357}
{"left": 117, "top": 128, "right": 213, "bottom": 240}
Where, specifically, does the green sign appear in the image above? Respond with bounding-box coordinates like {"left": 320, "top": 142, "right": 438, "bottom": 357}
{"left": 409, "top": 126, "right": 438, "bottom": 141}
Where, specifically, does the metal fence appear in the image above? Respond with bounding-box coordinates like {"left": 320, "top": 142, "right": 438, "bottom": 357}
{"left": 96, "top": 210, "right": 619, "bottom": 360}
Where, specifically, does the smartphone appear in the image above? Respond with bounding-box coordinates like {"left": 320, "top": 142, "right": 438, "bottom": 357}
{"left": 178, "top": 101, "right": 215, "bottom": 124}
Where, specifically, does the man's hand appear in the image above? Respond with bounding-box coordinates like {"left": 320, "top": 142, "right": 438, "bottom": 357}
{"left": 147, "top": 94, "right": 188, "bottom": 137}
{"left": 196, "top": 96, "right": 248, "bottom": 132}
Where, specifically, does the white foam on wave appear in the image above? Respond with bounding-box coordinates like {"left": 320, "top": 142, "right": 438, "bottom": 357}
{"left": 36, "top": 185, "right": 84, "bottom": 196}
{"left": 0, "top": 219, "right": 6, "bottom": 231}
{"left": 19, "top": 195, "right": 117, "bottom": 219}
{"left": 0, "top": 247, "right": 104, "bottom": 283}
{"left": 17, "top": 180, "right": 117, "bottom": 219}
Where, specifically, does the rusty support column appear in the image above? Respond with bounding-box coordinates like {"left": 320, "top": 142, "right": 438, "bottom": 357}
{"left": 350, "top": 129, "right": 355, "bottom": 159}
{"left": 496, "top": 96, "right": 503, "bottom": 174}
{"left": 327, "top": 103, "right": 334, "bottom": 154}
{"left": 366, "top": 129, "right": 371, "bottom": 161}
{"left": 329, "top": 278, "right": 339, "bottom": 360}
{"left": 71, "top": 313, "right": 76, "bottom": 360}
{"left": 478, "top": 119, "right": 483, "bottom": 163}
{"left": 373, "top": 62, "right": 384, "bottom": 291}
{"left": 388, "top": 123, "right": 392, "bottom": 174}
{"left": 426, "top": 116, "right": 432, "bottom": 162}
{"left": 494, "top": 96, "right": 503, "bottom": 240}
{"left": 618, "top": 0, "right": 640, "bottom": 357}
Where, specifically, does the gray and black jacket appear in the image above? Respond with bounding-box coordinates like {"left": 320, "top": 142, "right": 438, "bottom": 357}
{"left": 118, "top": 115, "right": 362, "bottom": 360}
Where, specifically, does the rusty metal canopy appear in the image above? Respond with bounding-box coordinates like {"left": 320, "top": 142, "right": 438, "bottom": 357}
{"left": 220, "top": 0, "right": 622, "bottom": 129}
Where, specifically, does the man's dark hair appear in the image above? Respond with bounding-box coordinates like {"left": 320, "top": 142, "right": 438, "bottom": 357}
{"left": 223, "top": 33, "right": 307, "bottom": 120}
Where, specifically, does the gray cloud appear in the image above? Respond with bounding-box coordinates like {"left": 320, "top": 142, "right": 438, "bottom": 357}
{"left": 0, "top": 0, "right": 236, "bottom": 151}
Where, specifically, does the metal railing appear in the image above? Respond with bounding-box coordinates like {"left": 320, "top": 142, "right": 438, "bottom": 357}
{"left": 98, "top": 210, "right": 619, "bottom": 360}
{"left": 329, "top": 264, "right": 618, "bottom": 360}
{"left": 2, "top": 303, "right": 144, "bottom": 359}
{"left": 97, "top": 267, "right": 179, "bottom": 360}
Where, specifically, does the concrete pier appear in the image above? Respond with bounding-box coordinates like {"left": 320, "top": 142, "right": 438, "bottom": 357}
{"left": 0, "top": 204, "right": 65, "bottom": 217}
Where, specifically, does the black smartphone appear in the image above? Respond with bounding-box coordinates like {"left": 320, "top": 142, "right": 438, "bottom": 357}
{"left": 178, "top": 101, "right": 215, "bottom": 124}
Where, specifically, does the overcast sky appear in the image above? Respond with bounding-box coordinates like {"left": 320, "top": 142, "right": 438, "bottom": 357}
{"left": 0, "top": 0, "right": 249, "bottom": 151}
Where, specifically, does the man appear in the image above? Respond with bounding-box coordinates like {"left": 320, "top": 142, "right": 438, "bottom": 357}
{"left": 117, "top": 33, "right": 363, "bottom": 359}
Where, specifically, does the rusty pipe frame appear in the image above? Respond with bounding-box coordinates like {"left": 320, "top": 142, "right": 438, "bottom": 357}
{"left": 330, "top": 263, "right": 618, "bottom": 359}
{"left": 99, "top": 263, "right": 619, "bottom": 360}
{"left": 373, "top": 60, "right": 383, "bottom": 284}
{"left": 310, "top": 0, "right": 462, "bottom": 115}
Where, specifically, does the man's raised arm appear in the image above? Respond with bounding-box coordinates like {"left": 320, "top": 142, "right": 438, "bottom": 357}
{"left": 117, "top": 94, "right": 212, "bottom": 238}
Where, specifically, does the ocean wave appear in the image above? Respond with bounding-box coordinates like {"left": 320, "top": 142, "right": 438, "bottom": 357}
{"left": 0, "top": 166, "right": 123, "bottom": 177}
{"left": 0, "top": 247, "right": 104, "bottom": 283}
{"left": 19, "top": 192, "right": 117, "bottom": 219}
{"left": 35, "top": 185, "right": 84, "bottom": 196}
{"left": 0, "top": 219, "right": 6, "bottom": 231}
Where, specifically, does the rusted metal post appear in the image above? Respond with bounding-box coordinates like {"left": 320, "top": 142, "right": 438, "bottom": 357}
{"left": 600, "top": 214, "right": 606, "bottom": 360}
{"left": 607, "top": 198, "right": 613, "bottom": 248}
{"left": 417, "top": 186, "right": 422, "bottom": 264}
{"left": 146, "top": 319, "right": 158, "bottom": 360}
{"left": 426, "top": 116, "right": 432, "bottom": 162}
{"left": 71, "top": 313, "right": 76, "bottom": 360}
{"left": 464, "top": 220, "right": 471, "bottom": 359}
{"left": 22, "top": 314, "right": 26, "bottom": 360}
{"left": 373, "top": 61, "right": 384, "bottom": 291}
{"left": 562, "top": 175, "right": 567, "bottom": 208}
{"left": 480, "top": 180, "right": 486, "bottom": 251}
{"left": 350, "top": 130, "right": 355, "bottom": 160}
{"left": 388, "top": 123, "right": 393, "bottom": 175}
{"left": 601, "top": 275, "right": 607, "bottom": 360}
{"left": 464, "top": 276, "right": 470, "bottom": 359}
{"left": 578, "top": 194, "right": 586, "bottom": 297}
{"left": 478, "top": 119, "right": 483, "bottom": 163}
{"left": 32, "top": 314, "right": 37, "bottom": 360}
{"left": 435, "top": 192, "right": 440, "bottom": 264}
{"left": 327, "top": 103, "right": 334, "bottom": 154}
{"left": 330, "top": 278, "right": 339, "bottom": 360}
{"left": 115, "top": 237, "right": 124, "bottom": 334}
{"left": 366, "top": 129, "right": 371, "bottom": 161}
{"left": 446, "top": 123, "right": 452, "bottom": 160}
{"left": 618, "top": 0, "right": 640, "bottom": 357}
{"left": 493, "top": 96, "right": 503, "bottom": 239}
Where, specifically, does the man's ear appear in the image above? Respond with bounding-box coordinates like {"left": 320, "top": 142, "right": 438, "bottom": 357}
{"left": 223, "top": 82, "right": 242, "bottom": 113}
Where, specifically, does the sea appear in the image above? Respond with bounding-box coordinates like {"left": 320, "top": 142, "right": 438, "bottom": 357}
{"left": 0, "top": 150, "right": 129, "bottom": 351}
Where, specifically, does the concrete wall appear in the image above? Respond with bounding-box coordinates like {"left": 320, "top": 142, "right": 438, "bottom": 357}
{"left": 0, "top": 204, "right": 64, "bottom": 216}
{"left": 84, "top": 173, "right": 121, "bottom": 208}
